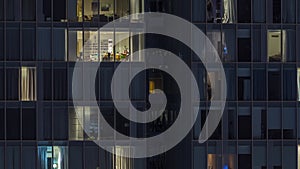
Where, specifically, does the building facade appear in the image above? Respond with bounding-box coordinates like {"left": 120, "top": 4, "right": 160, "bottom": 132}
{"left": 0, "top": 0, "right": 300, "bottom": 169}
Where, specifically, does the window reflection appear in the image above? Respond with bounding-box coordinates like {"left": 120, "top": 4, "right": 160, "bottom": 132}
{"left": 207, "top": 0, "right": 235, "bottom": 23}
{"left": 38, "top": 146, "right": 68, "bottom": 169}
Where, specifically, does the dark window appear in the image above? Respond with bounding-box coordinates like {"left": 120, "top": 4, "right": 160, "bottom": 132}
{"left": 42, "top": 66, "right": 52, "bottom": 100}
{"left": 22, "top": 145, "right": 36, "bottom": 168}
{"left": 37, "top": 28, "right": 52, "bottom": 61}
{"left": 0, "top": 26, "right": 3, "bottom": 60}
{"left": 0, "top": 108, "right": 4, "bottom": 139}
{"left": 283, "top": 67, "right": 296, "bottom": 101}
{"left": 69, "top": 143, "right": 83, "bottom": 169}
{"left": 38, "top": 0, "right": 51, "bottom": 21}
{"left": 22, "top": 108, "right": 36, "bottom": 140}
{"left": 6, "top": 26, "right": 20, "bottom": 61}
{"left": 238, "top": 144, "right": 251, "bottom": 169}
{"left": 22, "top": 28, "right": 36, "bottom": 61}
{"left": 53, "top": 29, "right": 66, "bottom": 61}
{"left": 0, "top": 0, "right": 3, "bottom": 20}
{"left": 253, "top": 68, "right": 266, "bottom": 100}
{"left": 237, "top": 29, "right": 251, "bottom": 62}
{"left": 253, "top": 0, "right": 266, "bottom": 23}
{"left": 85, "top": 145, "right": 99, "bottom": 169}
{"left": 238, "top": 77, "right": 251, "bottom": 100}
{"left": 38, "top": 106, "right": 52, "bottom": 140}
{"left": 0, "top": 67, "right": 4, "bottom": 100}
{"left": 192, "top": 0, "right": 205, "bottom": 22}
{"left": 54, "top": 66, "right": 67, "bottom": 100}
{"left": 6, "top": 68, "right": 19, "bottom": 100}
{"left": 53, "top": 106, "right": 68, "bottom": 140}
{"left": 22, "top": 0, "right": 36, "bottom": 20}
{"left": 282, "top": 0, "right": 295, "bottom": 23}
{"left": 6, "top": 0, "right": 20, "bottom": 21}
{"left": 6, "top": 144, "right": 20, "bottom": 169}
{"left": 267, "top": 0, "right": 281, "bottom": 23}
{"left": 268, "top": 71, "right": 281, "bottom": 100}
{"left": 6, "top": 108, "right": 20, "bottom": 140}
{"left": 238, "top": 0, "right": 251, "bottom": 23}
{"left": 238, "top": 107, "right": 251, "bottom": 139}
{"left": 53, "top": 0, "right": 66, "bottom": 21}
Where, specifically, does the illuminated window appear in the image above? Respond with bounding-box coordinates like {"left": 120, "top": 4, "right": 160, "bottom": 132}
{"left": 114, "top": 146, "right": 133, "bottom": 169}
{"left": 21, "top": 67, "right": 36, "bottom": 101}
{"left": 268, "top": 30, "right": 286, "bottom": 62}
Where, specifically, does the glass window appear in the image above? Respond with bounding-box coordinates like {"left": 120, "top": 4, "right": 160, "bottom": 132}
{"left": 207, "top": 0, "right": 236, "bottom": 23}
{"left": 237, "top": 28, "right": 251, "bottom": 62}
{"left": 284, "top": 26, "right": 296, "bottom": 62}
{"left": 6, "top": 25, "right": 20, "bottom": 61}
{"left": 223, "top": 141, "right": 236, "bottom": 169}
{"left": 53, "top": 105, "right": 68, "bottom": 140}
{"left": 0, "top": 143, "right": 3, "bottom": 169}
{"left": 85, "top": 144, "right": 99, "bottom": 169}
{"left": 0, "top": 66, "right": 4, "bottom": 100}
{"left": 268, "top": 104, "right": 281, "bottom": 139}
{"left": 38, "top": 105, "right": 52, "bottom": 140}
{"left": 22, "top": 144, "right": 36, "bottom": 168}
{"left": 268, "top": 141, "right": 282, "bottom": 168}
{"left": 268, "top": 30, "right": 286, "bottom": 62}
{"left": 42, "top": 64, "right": 52, "bottom": 100}
{"left": 113, "top": 146, "right": 133, "bottom": 169}
{"left": 68, "top": 0, "right": 82, "bottom": 22}
{"left": 69, "top": 107, "right": 84, "bottom": 140}
{"left": 253, "top": 65, "right": 266, "bottom": 101}
{"left": 252, "top": 104, "right": 267, "bottom": 139}
{"left": 37, "top": 28, "right": 52, "bottom": 61}
{"left": 22, "top": 27, "right": 36, "bottom": 61}
{"left": 253, "top": 0, "right": 265, "bottom": 23}
{"left": 238, "top": 105, "right": 251, "bottom": 139}
{"left": 237, "top": 0, "right": 251, "bottom": 23}
{"left": 21, "top": 67, "right": 37, "bottom": 101}
{"left": 38, "top": 145, "right": 68, "bottom": 169}
{"left": 223, "top": 105, "right": 237, "bottom": 139}
{"left": 193, "top": 145, "right": 206, "bottom": 169}
{"left": 283, "top": 65, "right": 296, "bottom": 101}
{"left": 238, "top": 142, "right": 251, "bottom": 169}
{"left": 53, "top": 0, "right": 67, "bottom": 21}
{"left": 22, "top": 0, "right": 36, "bottom": 20}
{"left": 282, "top": 104, "right": 296, "bottom": 139}
{"left": 6, "top": 144, "right": 20, "bottom": 169}
{"left": 69, "top": 143, "right": 83, "bottom": 169}
{"left": 223, "top": 25, "right": 236, "bottom": 62}
{"left": 6, "top": 0, "right": 20, "bottom": 21}
{"left": 6, "top": 107, "right": 20, "bottom": 140}
{"left": 297, "top": 68, "right": 300, "bottom": 101}
{"left": 237, "top": 66, "right": 251, "bottom": 101}
{"left": 22, "top": 108, "right": 36, "bottom": 140}
{"left": 54, "top": 65, "right": 67, "bottom": 100}
{"left": 0, "top": 107, "right": 3, "bottom": 140}
{"left": 6, "top": 68, "right": 19, "bottom": 100}
{"left": 53, "top": 28, "right": 67, "bottom": 61}
{"left": 0, "top": 0, "right": 3, "bottom": 20}
{"left": 0, "top": 25, "right": 3, "bottom": 60}
{"left": 37, "top": 0, "right": 51, "bottom": 21}
{"left": 268, "top": 67, "right": 281, "bottom": 101}
{"left": 253, "top": 142, "right": 267, "bottom": 168}
{"left": 267, "top": 0, "right": 281, "bottom": 23}
{"left": 192, "top": 0, "right": 205, "bottom": 22}
{"left": 252, "top": 25, "right": 267, "bottom": 62}
{"left": 283, "top": 142, "right": 297, "bottom": 168}
{"left": 282, "top": 0, "right": 296, "bottom": 23}
{"left": 207, "top": 141, "right": 222, "bottom": 168}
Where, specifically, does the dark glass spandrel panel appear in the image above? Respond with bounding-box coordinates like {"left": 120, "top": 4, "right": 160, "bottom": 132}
{"left": 37, "top": 28, "right": 51, "bottom": 61}
{"left": 22, "top": 0, "right": 36, "bottom": 20}
{"left": 22, "top": 108, "right": 36, "bottom": 140}
{"left": 282, "top": 0, "right": 295, "bottom": 23}
{"left": 6, "top": 26, "right": 20, "bottom": 61}
{"left": 42, "top": 68, "right": 52, "bottom": 100}
{"left": 22, "top": 28, "right": 36, "bottom": 61}
{"left": 253, "top": 0, "right": 266, "bottom": 23}
{"left": 192, "top": 0, "right": 205, "bottom": 22}
{"left": 53, "top": 106, "right": 68, "bottom": 140}
{"left": 6, "top": 108, "right": 20, "bottom": 140}
{"left": 6, "top": 145, "right": 20, "bottom": 169}
{"left": 22, "top": 145, "right": 36, "bottom": 169}
{"left": 6, "top": 68, "right": 19, "bottom": 100}
{"left": 6, "top": 0, "right": 20, "bottom": 21}
{"left": 53, "top": 28, "right": 67, "bottom": 61}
